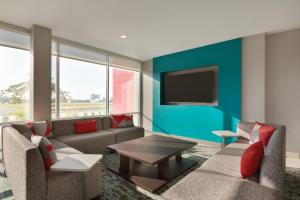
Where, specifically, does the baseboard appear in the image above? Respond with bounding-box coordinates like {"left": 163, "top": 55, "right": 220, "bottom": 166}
{"left": 286, "top": 152, "right": 300, "bottom": 159}
{"left": 145, "top": 130, "right": 221, "bottom": 148}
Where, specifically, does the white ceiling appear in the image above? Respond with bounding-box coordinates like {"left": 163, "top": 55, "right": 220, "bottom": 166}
{"left": 0, "top": 0, "right": 300, "bottom": 61}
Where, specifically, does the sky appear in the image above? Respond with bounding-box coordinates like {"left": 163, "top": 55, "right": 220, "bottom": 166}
{"left": 0, "top": 46, "right": 108, "bottom": 99}
{"left": 0, "top": 46, "right": 30, "bottom": 90}
{"left": 0, "top": 45, "right": 137, "bottom": 100}
{"left": 59, "top": 57, "right": 107, "bottom": 99}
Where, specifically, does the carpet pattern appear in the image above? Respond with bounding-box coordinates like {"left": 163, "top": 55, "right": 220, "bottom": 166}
{"left": 0, "top": 144, "right": 299, "bottom": 200}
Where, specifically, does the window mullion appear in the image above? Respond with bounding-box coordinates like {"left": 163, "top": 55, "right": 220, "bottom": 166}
{"left": 106, "top": 56, "right": 111, "bottom": 115}
{"left": 56, "top": 41, "right": 60, "bottom": 118}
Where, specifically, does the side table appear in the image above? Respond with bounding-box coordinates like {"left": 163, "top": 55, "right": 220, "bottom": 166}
{"left": 212, "top": 130, "right": 237, "bottom": 148}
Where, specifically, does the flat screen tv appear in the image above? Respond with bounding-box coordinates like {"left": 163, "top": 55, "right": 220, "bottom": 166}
{"left": 161, "top": 66, "right": 218, "bottom": 105}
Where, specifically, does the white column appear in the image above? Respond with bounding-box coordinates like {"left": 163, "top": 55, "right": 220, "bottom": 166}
{"left": 31, "top": 25, "right": 52, "bottom": 121}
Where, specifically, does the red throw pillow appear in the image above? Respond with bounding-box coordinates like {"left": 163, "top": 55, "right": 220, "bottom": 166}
{"left": 112, "top": 115, "right": 125, "bottom": 128}
{"left": 112, "top": 114, "right": 134, "bottom": 128}
{"left": 74, "top": 120, "right": 97, "bottom": 134}
{"left": 240, "top": 141, "right": 264, "bottom": 178}
{"left": 258, "top": 124, "right": 276, "bottom": 147}
{"left": 249, "top": 122, "right": 276, "bottom": 147}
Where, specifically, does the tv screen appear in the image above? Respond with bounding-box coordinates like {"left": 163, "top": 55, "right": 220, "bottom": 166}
{"left": 161, "top": 66, "right": 218, "bottom": 105}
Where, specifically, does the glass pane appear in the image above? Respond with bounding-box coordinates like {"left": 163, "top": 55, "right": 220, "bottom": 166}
{"left": 109, "top": 67, "right": 140, "bottom": 114}
{"left": 59, "top": 57, "right": 107, "bottom": 118}
{"left": 51, "top": 56, "right": 57, "bottom": 119}
{"left": 0, "top": 46, "right": 31, "bottom": 122}
{"left": 60, "top": 43, "right": 108, "bottom": 64}
{"left": 0, "top": 29, "right": 30, "bottom": 50}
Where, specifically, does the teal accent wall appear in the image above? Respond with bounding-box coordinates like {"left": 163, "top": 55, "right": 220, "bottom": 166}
{"left": 153, "top": 38, "right": 242, "bottom": 144}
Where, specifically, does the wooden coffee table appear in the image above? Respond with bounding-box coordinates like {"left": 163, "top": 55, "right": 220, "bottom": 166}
{"left": 107, "top": 135, "right": 197, "bottom": 192}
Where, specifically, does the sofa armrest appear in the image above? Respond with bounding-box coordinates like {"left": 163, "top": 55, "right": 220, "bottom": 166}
{"left": 2, "top": 126, "right": 47, "bottom": 200}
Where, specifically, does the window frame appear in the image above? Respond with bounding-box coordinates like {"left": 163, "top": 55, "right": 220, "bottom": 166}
{"left": 51, "top": 40, "right": 141, "bottom": 125}
{"left": 0, "top": 24, "right": 30, "bottom": 51}
{"left": 0, "top": 27, "right": 32, "bottom": 124}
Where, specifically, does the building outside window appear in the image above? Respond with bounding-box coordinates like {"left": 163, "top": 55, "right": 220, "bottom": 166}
{"left": 109, "top": 67, "right": 140, "bottom": 124}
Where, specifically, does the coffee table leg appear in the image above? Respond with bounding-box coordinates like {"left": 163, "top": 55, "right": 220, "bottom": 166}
{"left": 119, "top": 154, "right": 130, "bottom": 174}
{"left": 158, "top": 159, "right": 169, "bottom": 180}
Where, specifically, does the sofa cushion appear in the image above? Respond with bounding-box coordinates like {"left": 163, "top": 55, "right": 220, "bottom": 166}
{"left": 240, "top": 141, "right": 264, "bottom": 178}
{"left": 31, "top": 135, "right": 57, "bottom": 169}
{"left": 205, "top": 141, "right": 260, "bottom": 182}
{"left": 162, "top": 168, "right": 281, "bottom": 200}
{"left": 49, "top": 138, "right": 82, "bottom": 160}
{"left": 49, "top": 138, "right": 69, "bottom": 149}
{"left": 102, "top": 116, "right": 112, "bottom": 129}
{"left": 202, "top": 141, "right": 249, "bottom": 179}
{"left": 55, "top": 130, "right": 115, "bottom": 154}
{"left": 11, "top": 122, "right": 32, "bottom": 140}
{"left": 52, "top": 117, "right": 102, "bottom": 136}
{"left": 108, "top": 127, "right": 144, "bottom": 143}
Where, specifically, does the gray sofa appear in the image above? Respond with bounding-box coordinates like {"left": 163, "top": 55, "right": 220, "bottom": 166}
{"left": 163, "top": 122, "right": 286, "bottom": 200}
{"left": 2, "top": 116, "right": 144, "bottom": 200}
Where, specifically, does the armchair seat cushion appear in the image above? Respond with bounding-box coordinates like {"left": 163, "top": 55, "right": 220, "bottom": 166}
{"left": 56, "top": 131, "right": 115, "bottom": 154}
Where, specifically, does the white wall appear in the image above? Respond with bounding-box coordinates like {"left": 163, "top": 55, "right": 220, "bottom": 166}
{"left": 142, "top": 60, "right": 153, "bottom": 131}
{"left": 242, "top": 34, "right": 266, "bottom": 122}
{"left": 266, "top": 28, "right": 300, "bottom": 154}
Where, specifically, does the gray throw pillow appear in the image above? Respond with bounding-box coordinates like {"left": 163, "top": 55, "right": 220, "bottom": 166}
{"left": 31, "top": 121, "right": 54, "bottom": 138}
{"left": 31, "top": 135, "right": 57, "bottom": 169}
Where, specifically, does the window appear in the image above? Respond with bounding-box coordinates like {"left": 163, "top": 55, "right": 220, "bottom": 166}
{"left": 51, "top": 41, "right": 141, "bottom": 125}
{"left": 59, "top": 58, "right": 107, "bottom": 118}
{"left": 51, "top": 42, "right": 109, "bottom": 119}
{"left": 0, "top": 29, "right": 31, "bottom": 123}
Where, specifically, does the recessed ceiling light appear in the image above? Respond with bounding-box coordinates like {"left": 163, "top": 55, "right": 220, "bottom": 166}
{"left": 120, "top": 35, "right": 127, "bottom": 39}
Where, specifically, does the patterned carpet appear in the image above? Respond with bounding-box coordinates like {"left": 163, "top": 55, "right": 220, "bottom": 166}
{"left": 0, "top": 144, "right": 300, "bottom": 200}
